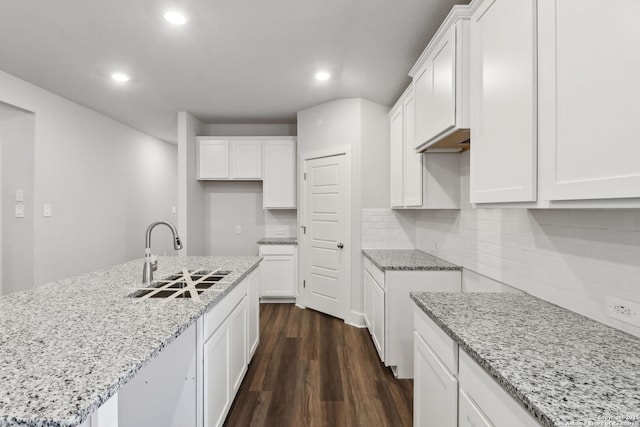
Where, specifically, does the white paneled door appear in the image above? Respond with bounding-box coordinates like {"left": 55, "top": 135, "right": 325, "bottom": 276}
{"left": 301, "top": 154, "right": 349, "bottom": 320}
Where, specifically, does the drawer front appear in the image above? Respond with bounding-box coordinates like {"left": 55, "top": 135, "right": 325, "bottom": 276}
{"left": 414, "top": 306, "right": 457, "bottom": 375}
{"left": 371, "top": 264, "right": 385, "bottom": 289}
{"left": 259, "top": 244, "right": 295, "bottom": 256}
{"left": 459, "top": 350, "right": 540, "bottom": 427}
{"left": 204, "top": 280, "right": 248, "bottom": 341}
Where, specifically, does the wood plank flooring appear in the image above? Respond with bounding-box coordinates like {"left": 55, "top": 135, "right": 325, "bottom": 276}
{"left": 225, "top": 304, "right": 413, "bottom": 427}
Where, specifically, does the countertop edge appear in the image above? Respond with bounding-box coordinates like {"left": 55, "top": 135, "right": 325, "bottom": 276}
{"left": 362, "top": 249, "right": 462, "bottom": 271}
{"left": 409, "top": 293, "right": 553, "bottom": 427}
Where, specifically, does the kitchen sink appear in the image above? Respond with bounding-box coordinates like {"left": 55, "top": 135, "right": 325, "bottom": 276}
{"left": 129, "top": 269, "right": 230, "bottom": 300}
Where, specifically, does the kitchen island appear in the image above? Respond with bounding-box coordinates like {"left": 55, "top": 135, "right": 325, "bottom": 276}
{"left": 0, "top": 256, "right": 261, "bottom": 427}
{"left": 411, "top": 292, "right": 640, "bottom": 426}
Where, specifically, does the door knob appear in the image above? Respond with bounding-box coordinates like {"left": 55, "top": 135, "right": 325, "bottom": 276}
{"left": 337, "top": 243, "right": 344, "bottom": 249}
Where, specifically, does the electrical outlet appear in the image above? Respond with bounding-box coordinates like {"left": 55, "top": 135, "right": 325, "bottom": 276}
{"left": 15, "top": 204, "right": 24, "bottom": 218}
{"left": 275, "top": 227, "right": 285, "bottom": 236}
{"left": 235, "top": 226, "right": 242, "bottom": 234}
{"left": 606, "top": 295, "right": 640, "bottom": 327}
{"left": 43, "top": 203, "right": 52, "bottom": 217}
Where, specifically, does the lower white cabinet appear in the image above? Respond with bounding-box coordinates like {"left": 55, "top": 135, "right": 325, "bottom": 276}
{"left": 203, "top": 283, "right": 249, "bottom": 427}
{"left": 259, "top": 244, "right": 297, "bottom": 299}
{"left": 414, "top": 331, "right": 457, "bottom": 427}
{"left": 247, "top": 267, "right": 260, "bottom": 358}
{"left": 414, "top": 305, "right": 541, "bottom": 427}
{"left": 363, "top": 257, "right": 461, "bottom": 378}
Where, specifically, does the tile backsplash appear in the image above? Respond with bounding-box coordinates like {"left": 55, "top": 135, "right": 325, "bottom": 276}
{"left": 415, "top": 152, "right": 640, "bottom": 338}
{"left": 265, "top": 209, "right": 297, "bottom": 237}
{"left": 362, "top": 209, "right": 416, "bottom": 249}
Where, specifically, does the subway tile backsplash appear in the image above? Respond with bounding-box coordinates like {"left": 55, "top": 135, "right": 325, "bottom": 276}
{"left": 362, "top": 208, "right": 416, "bottom": 249}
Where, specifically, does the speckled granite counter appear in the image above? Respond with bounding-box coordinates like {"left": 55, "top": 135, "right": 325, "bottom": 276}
{"left": 410, "top": 292, "right": 640, "bottom": 427}
{"left": 0, "top": 256, "right": 261, "bottom": 427}
{"left": 257, "top": 237, "right": 297, "bottom": 245}
{"left": 362, "top": 249, "right": 461, "bottom": 271}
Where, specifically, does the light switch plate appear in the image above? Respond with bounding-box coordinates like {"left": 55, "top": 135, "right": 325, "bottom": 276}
{"left": 15, "top": 189, "right": 24, "bottom": 202}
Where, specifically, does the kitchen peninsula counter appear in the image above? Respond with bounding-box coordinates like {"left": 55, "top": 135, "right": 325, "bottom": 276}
{"left": 410, "top": 292, "right": 640, "bottom": 426}
{"left": 0, "top": 256, "right": 261, "bottom": 427}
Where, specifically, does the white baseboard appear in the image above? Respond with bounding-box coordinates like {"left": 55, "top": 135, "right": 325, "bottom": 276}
{"left": 260, "top": 297, "right": 296, "bottom": 304}
{"left": 345, "top": 310, "right": 366, "bottom": 328}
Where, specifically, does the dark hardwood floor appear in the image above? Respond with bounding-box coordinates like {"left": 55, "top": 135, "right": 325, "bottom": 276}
{"left": 225, "top": 303, "right": 413, "bottom": 427}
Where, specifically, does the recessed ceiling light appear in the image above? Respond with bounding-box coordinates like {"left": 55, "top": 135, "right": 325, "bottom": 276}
{"left": 111, "top": 72, "right": 130, "bottom": 83}
{"left": 315, "top": 71, "right": 331, "bottom": 81}
{"left": 164, "top": 10, "right": 188, "bottom": 25}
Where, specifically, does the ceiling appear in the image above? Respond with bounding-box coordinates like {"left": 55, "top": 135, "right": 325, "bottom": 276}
{"left": 0, "top": 0, "right": 467, "bottom": 144}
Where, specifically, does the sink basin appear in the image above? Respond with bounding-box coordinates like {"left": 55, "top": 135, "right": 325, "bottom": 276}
{"left": 129, "top": 269, "right": 230, "bottom": 299}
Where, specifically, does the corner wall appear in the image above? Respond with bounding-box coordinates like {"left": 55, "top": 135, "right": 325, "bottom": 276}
{"left": 0, "top": 70, "right": 179, "bottom": 289}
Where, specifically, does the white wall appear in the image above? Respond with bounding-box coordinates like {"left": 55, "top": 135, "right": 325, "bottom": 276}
{"left": 203, "top": 123, "right": 296, "bottom": 137}
{"left": 0, "top": 110, "right": 34, "bottom": 294}
{"left": 178, "top": 112, "right": 206, "bottom": 256}
{"left": 297, "top": 98, "right": 389, "bottom": 325}
{"left": 0, "top": 70, "right": 178, "bottom": 288}
{"left": 415, "top": 152, "right": 640, "bottom": 338}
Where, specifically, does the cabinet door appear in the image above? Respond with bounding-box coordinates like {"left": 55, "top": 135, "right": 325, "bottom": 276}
{"left": 229, "top": 297, "right": 248, "bottom": 395}
{"left": 414, "top": 61, "right": 433, "bottom": 148}
{"left": 260, "top": 255, "right": 295, "bottom": 297}
{"left": 403, "top": 89, "right": 423, "bottom": 207}
{"left": 538, "top": 0, "right": 640, "bottom": 201}
{"left": 469, "top": 0, "right": 537, "bottom": 203}
{"left": 199, "top": 139, "right": 229, "bottom": 180}
{"left": 231, "top": 140, "right": 262, "bottom": 179}
{"left": 390, "top": 106, "right": 404, "bottom": 208}
{"left": 247, "top": 269, "right": 260, "bottom": 359}
{"left": 459, "top": 390, "right": 493, "bottom": 427}
{"left": 204, "top": 320, "right": 230, "bottom": 427}
{"left": 427, "top": 25, "right": 457, "bottom": 142}
{"left": 363, "top": 269, "right": 373, "bottom": 330}
{"left": 263, "top": 140, "right": 296, "bottom": 208}
{"left": 371, "top": 279, "right": 385, "bottom": 362}
{"left": 414, "top": 332, "right": 458, "bottom": 427}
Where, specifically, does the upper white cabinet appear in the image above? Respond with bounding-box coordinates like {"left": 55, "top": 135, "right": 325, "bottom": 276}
{"left": 469, "top": 0, "right": 537, "bottom": 204}
{"left": 198, "top": 136, "right": 298, "bottom": 208}
{"left": 263, "top": 139, "right": 297, "bottom": 209}
{"left": 198, "top": 139, "right": 230, "bottom": 179}
{"left": 538, "top": 0, "right": 640, "bottom": 202}
{"left": 231, "top": 140, "right": 262, "bottom": 179}
{"left": 411, "top": 7, "right": 471, "bottom": 152}
{"left": 198, "top": 138, "right": 261, "bottom": 180}
{"left": 389, "top": 84, "right": 461, "bottom": 210}
{"left": 389, "top": 104, "right": 404, "bottom": 208}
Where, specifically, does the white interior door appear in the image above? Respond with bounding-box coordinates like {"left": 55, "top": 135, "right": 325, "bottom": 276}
{"left": 0, "top": 137, "right": 3, "bottom": 295}
{"left": 301, "top": 154, "right": 349, "bottom": 320}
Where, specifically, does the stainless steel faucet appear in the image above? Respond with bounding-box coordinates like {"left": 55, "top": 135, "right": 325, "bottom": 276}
{"left": 142, "top": 221, "right": 183, "bottom": 284}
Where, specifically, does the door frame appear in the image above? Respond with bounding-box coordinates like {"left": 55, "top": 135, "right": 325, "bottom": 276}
{"left": 297, "top": 146, "right": 352, "bottom": 321}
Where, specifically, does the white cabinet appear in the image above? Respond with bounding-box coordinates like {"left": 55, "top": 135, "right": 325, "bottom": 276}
{"left": 459, "top": 389, "right": 492, "bottom": 427}
{"left": 389, "top": 104, "right": 404, "bottom": 208}
{"left": 198, "top": 139, "right": 229, "bottom": 179}
{"left": 389, "top": 85, "right": 461, "bottom": 210}
{"left": 231, "top": 140, "right": 262, "bottom": 179}
{"left": 363, "top": 256, "right": 461, "bottom": 378}
{"left": 366, "top": 268, "right": 385, "bottom": 362}
{"left": 247, "top": 268, "right": 260, "bottom": 359}
{"left": 538, "top": 0, "right": 640, "bottom": 202}
{"left": 412, "top": 7, "right": 471, "bottom": 152}
{"left": 198, "top": 138, "right": 261, "bottom": 180}
{"left": 204, "top": 292, "right": 248, "bottom": 427}
{"left": 263, "top": 139, "right": 297, "bottom": 208}
{"left": 259, "top": 244, "right": 296, "bottom": 299}
{"left": 469, "top": 0, "right": 537, "bottom": 204}
{"left": 414, "top": 331, "right": 457, "bottom": 427}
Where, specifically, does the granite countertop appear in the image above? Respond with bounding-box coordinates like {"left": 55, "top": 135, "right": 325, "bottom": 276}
{"left": 0, "top": 256, "right": 261, "bottom": 427}
{"left": 257, "top": 237, "right": 297, "bottom": 245}
{"left": 362, "top": 249, "right": 461, "bottom": 271}
{"left": 410, "top": 292, "right": 640, "bottom": 427}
